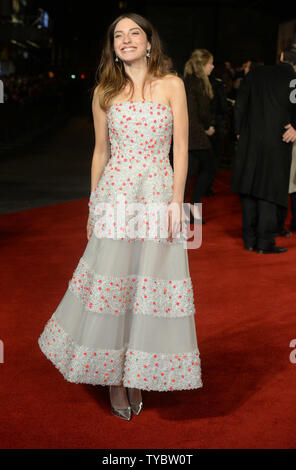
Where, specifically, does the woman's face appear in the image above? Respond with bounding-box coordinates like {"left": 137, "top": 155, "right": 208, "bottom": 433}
{"left": 203, "top": 57, "right": 214, "bottom": 76}
{"left": 113, "top": 18, "right": 151, "bottom": 63}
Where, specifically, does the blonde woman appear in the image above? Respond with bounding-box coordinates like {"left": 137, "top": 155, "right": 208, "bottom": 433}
{"left": 38, "top": 13, "right": 203, "bottom": 421}
{"left": 183, "top": 49, "right": 216, "bottom": 222}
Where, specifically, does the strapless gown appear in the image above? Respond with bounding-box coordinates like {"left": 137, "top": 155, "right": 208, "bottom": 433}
{"left": 38, "top": 100, "right": 203, "bottom": 392}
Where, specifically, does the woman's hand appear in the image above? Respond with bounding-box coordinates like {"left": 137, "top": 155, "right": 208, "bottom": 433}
{"left": 166, "top": 201, "right": 183, "bottom": 241}
{"left": 205, "top": 126, "right": 215, "bottom": 136}
{"left": 86, "top": 215, "right": 93, "bottom": 240}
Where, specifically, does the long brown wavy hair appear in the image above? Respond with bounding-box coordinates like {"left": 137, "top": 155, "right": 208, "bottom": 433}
{"left": 93, "top": 12, "right": 175, "bottom": 110}
{"left": 184, "top": 49, "right": 214, "bottom": 99}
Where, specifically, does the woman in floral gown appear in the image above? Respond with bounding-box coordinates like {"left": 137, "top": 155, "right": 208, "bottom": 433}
{"left": 38, "top": 12, "right": 203, "bottom": 421}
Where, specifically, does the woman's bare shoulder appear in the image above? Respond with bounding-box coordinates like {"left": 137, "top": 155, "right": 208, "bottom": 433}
{"left": 93, "top": 84, "right": 103, "bottom": 99}
{"left": 161, "top": 73, "right": 184, "bottom": 86}
{"left": 161, "top": 74, "right": 185, "bottom": 95}
{"left": 158, "top": 74, "right": 186, "bottom": 107}
{"left": 92, "top": 84, "right": 109, "bottom": 116}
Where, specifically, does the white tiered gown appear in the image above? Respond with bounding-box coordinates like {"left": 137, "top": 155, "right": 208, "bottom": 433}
{"left": 38, "top": 100, "right": 203, "bottom": 392}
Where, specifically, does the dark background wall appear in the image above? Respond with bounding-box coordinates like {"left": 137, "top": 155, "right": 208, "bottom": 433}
{"left": 145, "top": 3, "right": 279, "bottom": 74}
{"left": 2, "top": 0, "right": 296, "bottom": 78}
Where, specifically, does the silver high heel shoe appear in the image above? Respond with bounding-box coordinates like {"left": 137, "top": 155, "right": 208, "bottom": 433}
{"left": 109, "top": 386, "right": 132, "bottom": 421}
{"left": 127, "top": 388, "right": 143, "bottom": 415}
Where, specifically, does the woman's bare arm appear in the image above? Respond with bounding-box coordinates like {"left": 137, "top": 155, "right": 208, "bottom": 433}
{"left": 164, "top": 75, "right": 189, "bottom": 240}
{"left": 90, "top": 86, "right": 110, "bottom": 194}
{"left": 168, "top": 76, "right": 189, "bottom": 203}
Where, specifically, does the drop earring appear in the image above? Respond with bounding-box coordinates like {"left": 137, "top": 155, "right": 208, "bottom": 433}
{"left": 115, "top": 56, "right": 119, "bottom": 62}
{"left": 146, "top": 49, "right": 151, "bottom": 58}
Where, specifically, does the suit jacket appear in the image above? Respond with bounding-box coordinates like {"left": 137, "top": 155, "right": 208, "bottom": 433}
{"left": 231, "top": 62, "right": 296, "bottom": 207}
{"left": 210, "top": 76, "right": 228, "bottom": 124}
{"left": 184, "top": 74, "right": 212, "bottom": 150}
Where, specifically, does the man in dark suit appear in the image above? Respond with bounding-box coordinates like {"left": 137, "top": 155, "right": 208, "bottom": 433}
{"left": 231, "top": 45, "right": 296, "bottom": 254}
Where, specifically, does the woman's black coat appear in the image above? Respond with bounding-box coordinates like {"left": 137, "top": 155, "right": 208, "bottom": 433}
{"left": 231, "top": 62, "right": 296, "bottom": 207}
{"left": 183, "top": 74, "right": 212, "bottom": 150}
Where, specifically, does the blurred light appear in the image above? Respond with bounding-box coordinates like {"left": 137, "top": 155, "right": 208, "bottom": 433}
{"left": 118, "top": 1, "right": 128, "bottom": 9}
{"left": 41, "top": 11, "right": 49, "bottom": 28}
{"left": 26, "top": 40, "right": 40, "bottom": 49}
{"left": 11, "top": 14, "right": 23, "bottom": 24}
{"left": 48, "top": 71, "right": 55, "bottom": 78}
{"left": 11, "top": 39, "right": 26, "bottom": 49}
{"left": 13, "top": 0, "right": 20, "bottom": 13}
{"left": 23, "top": 51, "right": 28, "bottom": 59}
{"left": 71, "top": 74, "right": 76, "bottom": 79}
{"left": 80, "top": 73, "right": 85, "bottom": 79}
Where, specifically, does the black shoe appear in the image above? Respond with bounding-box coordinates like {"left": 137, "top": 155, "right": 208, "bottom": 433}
{"left": 244, "top": 245, "right": 255, "bottom": 251}
{"left": 256, "top": 246, "right": 287, "bottom": 254}
{"left": 276, "top": 227, "right": 292, "bottom": 237}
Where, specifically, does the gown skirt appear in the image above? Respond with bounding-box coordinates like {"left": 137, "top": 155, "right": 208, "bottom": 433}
{"left": 38, "top": 100, "right": 203, "bottom": 392}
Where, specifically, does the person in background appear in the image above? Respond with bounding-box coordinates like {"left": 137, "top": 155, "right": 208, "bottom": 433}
{"left": 231, "top": 44, "right": 296, "bottom": 254}
{"left": 224, "top": 61, "right": 235, "bottom": 81}
{"left": 233, "top": 60, "right": 264, "bottom": 88}
{"left": 289, "top": 141, "right": 296, "bottom": 232}
{"left": 183, "top": 49, "right": 216, "bottom": 222}
{"left": 206, "top": 67, "right": 229, "bottom": 195}
{"left": 288, "top": 35, "right": 296, "bottom": 233}
{"left": 276, "top": 37, "right": 296, "bottom": 236}
{"left": 277, "top": 137, "right": 296, "bottom": 235}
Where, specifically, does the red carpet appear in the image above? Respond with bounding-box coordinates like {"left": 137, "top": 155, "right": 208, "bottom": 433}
{"left": 1, "top": 170, "right": 296, "bottom": 449}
